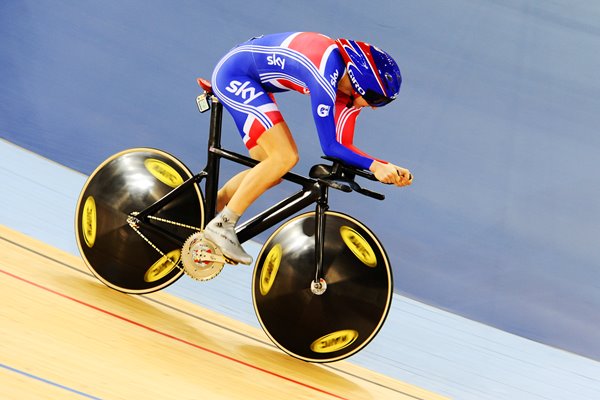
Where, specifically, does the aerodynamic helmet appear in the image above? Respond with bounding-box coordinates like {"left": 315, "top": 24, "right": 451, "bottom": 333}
{"left": 335, "top": 38, "right": 402, "bottom": 107}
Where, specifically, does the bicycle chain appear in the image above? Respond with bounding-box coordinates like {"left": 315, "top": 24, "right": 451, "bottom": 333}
{"left": 146, "top": 215, "right": 202, "bottom": 232}
{"left": 127, "top": 212, "right": 202, "bottom": 272}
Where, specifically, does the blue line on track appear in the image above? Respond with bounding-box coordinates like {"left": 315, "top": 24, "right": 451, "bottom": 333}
{"left": 0, "top": 363, "right": 103, "bottom": 400}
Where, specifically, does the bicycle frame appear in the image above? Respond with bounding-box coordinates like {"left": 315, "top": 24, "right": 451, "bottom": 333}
{"left": 133, "top": 94, "right": 331, "bottom": 281}
{"left": 74, "top": 86, "right": 394, "bottom": 361}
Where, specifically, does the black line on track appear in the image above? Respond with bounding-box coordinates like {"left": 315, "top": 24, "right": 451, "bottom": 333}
{"left": 0, "top": 234, "right": 428, "bottom": 399}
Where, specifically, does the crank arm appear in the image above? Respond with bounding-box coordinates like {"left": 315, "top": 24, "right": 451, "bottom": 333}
{"left": 197, "top": 251, "right": 238, "bottom": 266}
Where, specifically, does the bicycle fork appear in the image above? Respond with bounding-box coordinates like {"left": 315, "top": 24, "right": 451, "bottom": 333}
{"left": 311, "top": 182, "right": 329, "bottom": 295}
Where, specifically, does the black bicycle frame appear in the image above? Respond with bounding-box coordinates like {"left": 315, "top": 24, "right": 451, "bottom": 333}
{"left": 134, "top": 94, "right": 330, "bottom": 279}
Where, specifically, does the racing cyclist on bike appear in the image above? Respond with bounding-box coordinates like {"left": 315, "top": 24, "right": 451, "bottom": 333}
{"left": 204, "top": 32, "right": 413, "bottom": 265}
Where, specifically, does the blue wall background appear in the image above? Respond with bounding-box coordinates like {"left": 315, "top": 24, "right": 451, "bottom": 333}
{"left": 2, "top": 0, "right": 599, "bottom": 360}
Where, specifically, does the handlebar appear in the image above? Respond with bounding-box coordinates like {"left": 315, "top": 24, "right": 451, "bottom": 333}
{"left": 309, "top": 157, "right": 385, "bottom": 200}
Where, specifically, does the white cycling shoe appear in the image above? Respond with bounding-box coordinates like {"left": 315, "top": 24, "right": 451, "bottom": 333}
{"left": 203, "top": 210, "right": 253, "bottom": 265}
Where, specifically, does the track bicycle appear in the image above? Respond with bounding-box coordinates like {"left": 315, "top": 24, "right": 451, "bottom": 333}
{"left": 75, "top": 78, "right": 394, "bottom": 363}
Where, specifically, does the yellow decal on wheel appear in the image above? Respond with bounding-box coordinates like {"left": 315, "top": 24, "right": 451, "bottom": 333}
{"left": 144, "top": 158, "right": 184, "bottom": 188}
{"left": 310, "top": 330, "right": 359, "bottom": 353}
{"left": 259, "top": 244, "right": 282, "bottom": 296}
{"left": 339, "top": 226, "right": 377, "bottom": 267}
{"left": 82, "top": 196, "right": 97, "bottom": 248}
{"left": 145, "top": 249, "right": 181, "bottom": 282}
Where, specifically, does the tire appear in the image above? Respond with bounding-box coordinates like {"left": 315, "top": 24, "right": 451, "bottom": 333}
{"left": 75, "top": 148, "right": 204, "bottom": 293}
{"left": 252, "top": 211, "right": 393, "bottom": 362}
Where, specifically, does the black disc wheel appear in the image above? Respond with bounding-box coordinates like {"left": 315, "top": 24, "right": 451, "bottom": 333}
{"left": 252, "top": 211, "right": 393, "bottom": 363}
{"left": 75, "top": 148, "right": 204, "bottom": 293}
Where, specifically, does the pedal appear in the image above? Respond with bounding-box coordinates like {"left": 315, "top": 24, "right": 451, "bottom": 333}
{"left": 223, "top": 256, "right": 239, "bottom": 266}
{"left": 181, "top": 232, "right": 226, "bottom": 281}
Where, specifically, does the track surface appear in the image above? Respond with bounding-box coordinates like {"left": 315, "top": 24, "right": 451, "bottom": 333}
{"left": 0, "top": 225, "right": 446, "bottom": 400}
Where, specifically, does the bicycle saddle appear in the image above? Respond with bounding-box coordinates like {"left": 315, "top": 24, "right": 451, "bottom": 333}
{"left": 196, "top": 78, "right": 213, "bottom": 94}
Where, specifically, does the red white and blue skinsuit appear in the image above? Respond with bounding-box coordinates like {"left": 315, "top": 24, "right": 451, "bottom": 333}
{"left": 212, "top": 32, "right": 384, "bottom": 170}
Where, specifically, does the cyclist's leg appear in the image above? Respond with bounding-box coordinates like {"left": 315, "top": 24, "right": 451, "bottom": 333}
{"left": 205, "top": 122, "right": 297, "bottom": 265}
{"left": 216, "top": 146, "right": 267, "bottom": 212}
{"left": 226, "top": 122, "right": 298, "bottom": 216}
{"left": 207, "top": 49, "right": 294, "bottom": 264}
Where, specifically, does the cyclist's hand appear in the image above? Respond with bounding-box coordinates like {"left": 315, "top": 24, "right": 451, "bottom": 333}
{"left": 370, "top": 161, "right": 413, "bottom": 187}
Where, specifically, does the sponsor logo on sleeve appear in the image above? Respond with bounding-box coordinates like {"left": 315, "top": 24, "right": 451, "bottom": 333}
{"left": 330, "top": 69, "right": 339, "bottom": 86}
{"left": 317, "top": 104, "right": 331, "bottom": 117}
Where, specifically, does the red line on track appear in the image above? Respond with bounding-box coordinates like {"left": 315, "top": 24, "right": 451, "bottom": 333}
{"left": 1, "top": 268, "right": 350, "bottom": 400}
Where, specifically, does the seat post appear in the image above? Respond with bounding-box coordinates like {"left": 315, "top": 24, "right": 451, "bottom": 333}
{"left": 204, "top": 96, "right": 224, "bottom": 222}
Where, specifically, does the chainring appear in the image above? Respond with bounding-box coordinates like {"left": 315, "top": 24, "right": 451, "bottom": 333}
{"left": 181, "top": 232, "right": 225, "bottom": 281}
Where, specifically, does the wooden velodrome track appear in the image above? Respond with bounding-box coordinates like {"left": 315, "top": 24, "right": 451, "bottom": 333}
{"left": 0, "top": 224, "right": 447, "bottom": 400}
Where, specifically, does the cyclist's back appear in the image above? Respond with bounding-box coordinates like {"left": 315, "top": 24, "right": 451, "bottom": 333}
{"left": 242, "top": 32, "right": 341, "bottom": 96}
{"left": 212, "top": 32, "right": 376, "bottom": 169}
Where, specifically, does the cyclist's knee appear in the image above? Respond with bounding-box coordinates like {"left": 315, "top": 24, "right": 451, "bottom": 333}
{"left": 285, "top": 151, "right": 300, "bottom": 169}
{"left": 271, "top": 150, "right": 298, "bottom": 173}
{"left": 270, "top": 177, "right": 284, "bottom": 188}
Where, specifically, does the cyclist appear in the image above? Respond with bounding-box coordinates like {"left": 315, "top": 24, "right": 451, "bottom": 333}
{"left": 204, "top": 32, "right": 413, "bottom": 265}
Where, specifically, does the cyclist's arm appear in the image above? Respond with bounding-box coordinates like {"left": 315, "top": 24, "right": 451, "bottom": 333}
{"left": 313, "top": 111, "right": 370, "bottom": 169}
{"left": 311, "top": 91, "right": 386, "bottom": 170}
{"left": 332, "top": 94, "right": 391, "bottom": 165}
{"left": 311, "top": 92, "right": 413, "bottom": 187}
